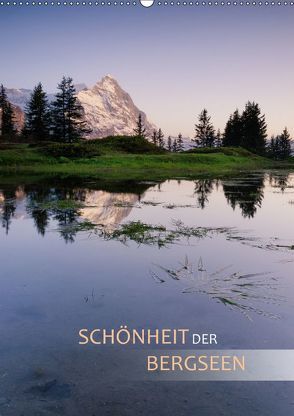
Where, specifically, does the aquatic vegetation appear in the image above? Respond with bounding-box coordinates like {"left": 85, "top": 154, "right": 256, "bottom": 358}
{"left": 63, "top": 219, "right": 98, "bottom": 232}
{"left": 270, "top": 244, "right": 294, "bottom": 251}
{"left": 96, "top": 221, "right": 177, "bottom": 247}
{"left": 151, "top": 257, "right": 284, "bottom": 320}
{"left": 140, "top": 200, "right": 162, "bottom": 206}
{"left": 110, "top": 221, "right": 167, "bottom": 245}
{"left": 2, "top": 177, "right": 294, "bottom": 251}
{"left": 84, "top": 288, "right": 95, "bottom": 303}
{"left": 99, "top": 220, "right": 230, "bottom": 247}
{"left": 112, "top": 201, "right": 138, "bottom": 208}
{"left": 54, "top": 219, "right": 230, "bottom": 247}
{"left": 37, "top": 199, "right": 85, "bottom": 210}
{"left": 163, "top": 203, "right": 196, "bottom": 209}
{"left": 225, "top": 230, "right": 294, "bottom": 253}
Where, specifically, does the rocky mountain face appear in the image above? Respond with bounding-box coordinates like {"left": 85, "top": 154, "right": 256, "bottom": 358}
{"left": 12, "top": 105, "right": 25, "bottom": 132}
{"left": 77, "top": 75, "right": 156, "bottom": 138}
{"left": 6, "top": 76, "right": 156, "bottom": 138}
{"left": 5, "top": 88, "right": 37, "bottom": 111}
{"left": 5, "top": 88, "right": 52, "bottom": 134}
{"left": 0, "top": 105, "right": 24, "bottom": 134}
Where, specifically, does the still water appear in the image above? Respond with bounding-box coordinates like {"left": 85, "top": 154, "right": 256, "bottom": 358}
{"left": 0, "top": 171, "right": 294, "bottom": 415}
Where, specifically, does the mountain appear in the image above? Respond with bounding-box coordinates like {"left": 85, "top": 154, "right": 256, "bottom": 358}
{"left": 5, "top": 88, "right": 53, "bottom": 133}
{"left": 77, "top": 75, "right": 156, "bottom": 138}
{"left": 6, "top": 88, "right": 55, "bottom": 111}
{"left": 6, "top": 76, "right": 156, "bottom": 138}
{"left": 12, "top": 105, "right": 25, "bottom": 131}
{"left": 0, "top": 104, "right": 24, "bottom": 133}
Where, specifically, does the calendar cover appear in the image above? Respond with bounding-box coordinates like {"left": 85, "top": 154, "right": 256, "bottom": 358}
{"left": 0, "top": 3, "right": 294, "bottom": 415}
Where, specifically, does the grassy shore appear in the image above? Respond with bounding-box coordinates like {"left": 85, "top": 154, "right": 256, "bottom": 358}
{"left": 0, "top": 137, "right": 291, "bottom": 181}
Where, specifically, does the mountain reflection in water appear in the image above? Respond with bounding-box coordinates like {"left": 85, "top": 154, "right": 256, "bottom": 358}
{"left": 1, "top": 172, "right": 294, "bottom": 416}
{"left": 0, "top": 172, "right": 292, "bottom": 242}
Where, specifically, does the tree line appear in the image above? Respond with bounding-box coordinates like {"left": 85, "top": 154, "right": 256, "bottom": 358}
{"left": 0, "top": 81, "right": 292, "bottom": 160}
{"left": 0, "top": 77, "right": 90, "bottom": 143}
{"left": 133, "top": 115, "right": 185, "bottom": 153}
{"left": 135, "top": 102, "right": 292, "bottom": 159}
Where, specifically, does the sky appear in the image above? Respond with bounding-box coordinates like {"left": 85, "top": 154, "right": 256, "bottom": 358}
{"left": 0, "top": 5, "right": 293, "bottom": 137}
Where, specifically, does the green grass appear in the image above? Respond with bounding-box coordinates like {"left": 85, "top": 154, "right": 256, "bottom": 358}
{"left": 0, "top": 138, "right": 291, "bottom": 181}
{"left": 88, "top": 135, "right": 166, "bottom": 154}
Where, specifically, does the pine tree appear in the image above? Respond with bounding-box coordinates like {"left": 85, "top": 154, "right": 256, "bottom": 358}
{"left": 167, "top": 135, "right": 172, "bottom": 152}
{"left": 1, "top": 103, "right": 15, "bottom": 138}
{"left": 134, "top": 113, "right": 146, "bottom": 139}
{"left": 157, "top": 128, "right": 165, "bottom": 148}
{"left": 268, "top": 128, "right": 291, "bottom": 160}
{"left": 0, "top": 84, "right": 5, "bottom": 109}
{"left": 215, "top": 129, "right": 223, "bottom": 147}
{"left": 172, "top": 138, "right": 178, "bottom": 152}
{"left": 0, "top": 84, "right": 16, "bottom": 139}
{"left": 24, "top": 83, "right": 50, "bottom": 140}
{"left": 193, "top": 109, "right": 215, "bottom": 148}
{"left": 267, "top": 136, "right": 278, "bottom": 159}
{"left": 279, "top": 128, "right": 292, "bottom": 159}
{"left": 177, "top": 133, "right": 184, "bottom": 151}
{"left": 223, "top": 110, "right": 242, "bottom": 147}
{"left": 152, "top": 130, "right": 157, "bottom": 146}
{"left": 241, "top": 101, "right": 267, "bottom": 154}
{"left": 51, "top": 76, "right": 90, "bottom": 143}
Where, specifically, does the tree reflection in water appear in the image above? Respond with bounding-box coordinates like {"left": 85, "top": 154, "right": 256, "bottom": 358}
{"left": 0, "top": 173, "right": 293, "bottom": 240}
{"left": 222, "top": 175, "right": 265, "bottom": 218}
{"left": 193, "top": 179, "right": 215, "bottom": 209}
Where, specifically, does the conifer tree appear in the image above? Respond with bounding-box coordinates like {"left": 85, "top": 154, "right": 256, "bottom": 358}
{"left": 279, "top": 127, "right": 292, "bottom": 159}
{"left": 268, "top": 136, "right": 275, "bottom": 156}
{"left": 167, "top": 135, "right": 172, "bottom": 152}
{"left": 267, "top": 136, "right": 278, "bottom": 159}
{"left": 215, "top": 129, "right": 223, "bottom": 147}
{"left": 193, "top": 109, "right": 215, "bottom": 147}
{"left": 157, "top": 128, "right": 165, "bottom": 148}
{"left": 0, "top": 84, "right": 5, "bottom": 109}
{"left": 240, "top": 101, "right": 267, "bottom": 154}
{"left": 24, "top": 82, "right": 50, "bottom": 140}
{"left": 223, "top": 110, "right": 242, "bottom": 147}
{"left": 51, "top": 76, "right": 90, "bottom": 143}
{"left": 152, "top": 130, "right": 157, "bottom": 146}
{"left": 177, "top": 133, "right": 184, "bottom": 151}
{"left": 268, "top": 128, "right": 291, "bottom": 160}
{"left": 134, "top": 113, "right": 146, "bottom": 139}
{"left": 0, "top": 84, "right": 16, "bottom": 139}
{"left": 172, "top": 138, "right": 178, "bottom": 152}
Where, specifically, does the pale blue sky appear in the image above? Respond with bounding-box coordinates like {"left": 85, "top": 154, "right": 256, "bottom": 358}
{"left": 0, "top": 6, "right": 293, "bottom": 137}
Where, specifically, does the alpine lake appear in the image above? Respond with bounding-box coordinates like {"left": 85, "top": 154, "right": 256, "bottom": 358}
{"left": 0, "top": 170, "right": 294, "bottom": 415}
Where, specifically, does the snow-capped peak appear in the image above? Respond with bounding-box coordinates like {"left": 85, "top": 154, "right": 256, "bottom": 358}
{"left": 77, "top": 75, "right": 156, "bottom": 138}
{"left": 6, "top": 75, "right": 156, "bottom": 139}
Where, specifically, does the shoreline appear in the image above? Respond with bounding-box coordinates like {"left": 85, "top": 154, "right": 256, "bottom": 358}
{"left": 0, "top": 142, "right": 293, "bottom": 181}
